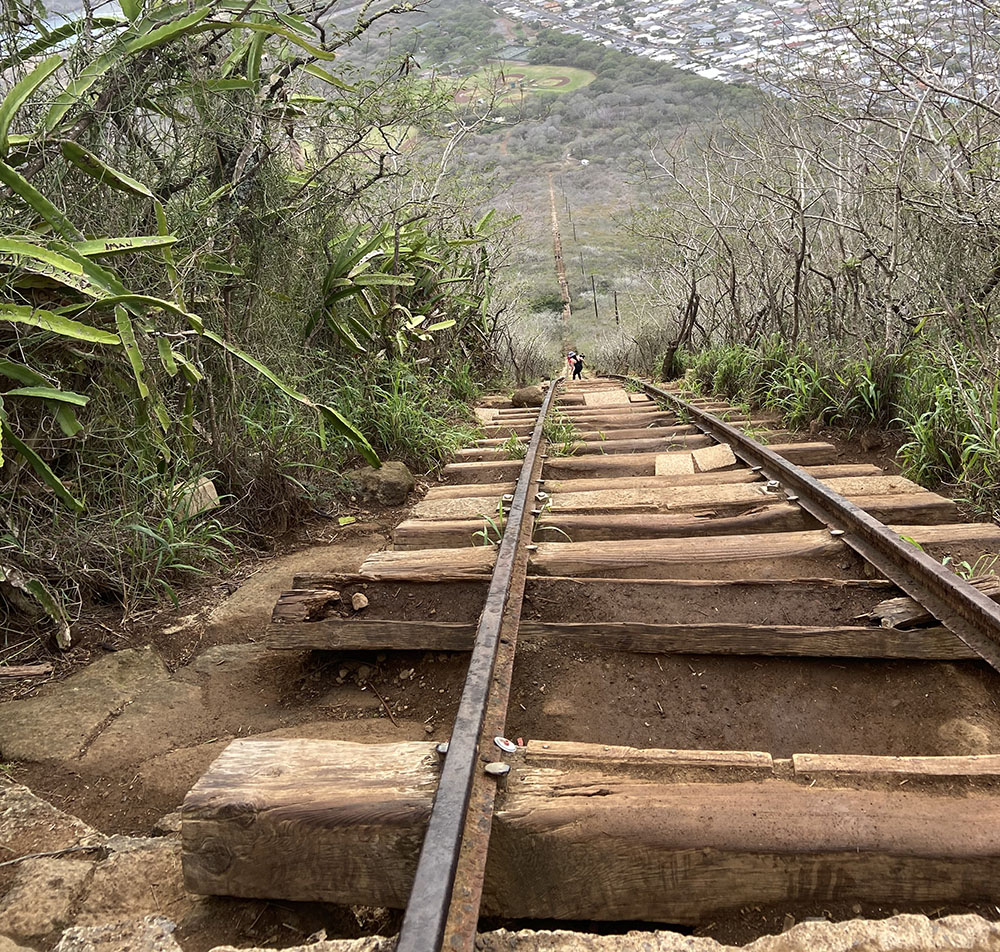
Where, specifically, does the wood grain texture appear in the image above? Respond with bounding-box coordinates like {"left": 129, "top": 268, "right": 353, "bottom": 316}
{"left": 452, "top": 434, "right": 713, "bottom": 462}
{"left": 267, "top": 619, "right": 476, "bottom": 651}
{"left": 359, "top": 545, "right": 496, "bottom": 580}
{"left": 424, "top": 464, "right": 882, "bottom": 501}
{"left": 0, "top": 663, "right": 53, "bottom": 679}
{"left": 182, "top": 738, "right": 1000, "bottom": 921}
{"left": 265, "top": 616, "right": 971, "bottom": 660}
{"left": 524, "top": 740, "right": 773, "bottom": 776}
{"left": 529, "top": 524, "right": 1000, "bottom": 579}
{"left": 182, "top": 739, "right": 436, "bottom": 905}
{"left": 540, "top": 442, "right": 838, "bottom": 479}
{"left": 477, "top": 425, "right": 701, "bottom": 446}
{"left": 792, "top": 752, "right": 1000, "bottom": 779}
{"left": 518, "top": 621, "right": 975, "bottom": 659}
{"left": 867, "top": 575, "right": 1000, "bottom": 628}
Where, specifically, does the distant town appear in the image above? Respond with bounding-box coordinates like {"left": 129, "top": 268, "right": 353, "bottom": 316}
{"left": 488, "top": 0, "right": 972, "bottom": 88}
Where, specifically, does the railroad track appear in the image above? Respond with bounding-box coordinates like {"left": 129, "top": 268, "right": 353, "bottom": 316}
{"left": 181, "top": 377, "right": 1000, "bottom": 952}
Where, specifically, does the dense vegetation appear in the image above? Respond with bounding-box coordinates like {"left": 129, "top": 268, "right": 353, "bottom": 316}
{"left": 598, "top": 1, "right": 1000, "bottom": 515}
{"left": 0, "top": 0, "right": 537, "bottom": 645}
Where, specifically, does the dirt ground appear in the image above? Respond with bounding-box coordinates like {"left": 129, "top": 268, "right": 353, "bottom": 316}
{"left": 3, "top": 416, "right": 1000, "bottom": 950}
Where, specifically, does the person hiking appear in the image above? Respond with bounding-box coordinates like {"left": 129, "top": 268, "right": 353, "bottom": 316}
{"left": 566, "top": 350, "right": 577, "bottom": 375}
{"left": 572, "top": 353, "right": 585, "bottom": 379}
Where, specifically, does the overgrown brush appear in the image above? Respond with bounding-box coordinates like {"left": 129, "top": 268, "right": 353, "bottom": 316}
{"left": 679, "top": 340, "right": 1000, "bottom": 515}
{"left": 0, "top": 0, "right": 528, "bottom": 648}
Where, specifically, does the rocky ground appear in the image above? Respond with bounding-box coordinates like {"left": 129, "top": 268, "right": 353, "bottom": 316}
{"left": 3, "top": 419, "right": 1000, "bottom": 951}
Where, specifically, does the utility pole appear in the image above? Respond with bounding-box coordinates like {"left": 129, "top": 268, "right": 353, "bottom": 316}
{"left": 613, "top": 289, "right": 620, "bottom": 326}
{"left": 591, "top": 274, "right": 599, "bottom": 323}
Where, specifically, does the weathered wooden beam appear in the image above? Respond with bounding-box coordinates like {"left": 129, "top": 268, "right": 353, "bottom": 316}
{"left": 538, "top": 464, "right": 883, "bottom": 496}
{"left": 267, "top": 615, "right": 974, "bottom": 659}
{"left": 453, "top": 434, "right": 714, "bottom": 462}
{"left": 519, "top": 620, "right": 975, "bottom": 659}
{"left": 527, "top": 523, "right": 1000, "bottom": 579}
{"left": 476, "top": 424, "right": 701, "bottom": 445}
{"left": 393, "top": 493, "right": 958, "bottom": 548}
{"left": 283, "top": 576, "right": 893, "bottom": 629}
{"left": 441, "top": 442, "right": 839, "bottom": 484}
{"left": 360, "top": 522, "right": 1000, "bottom": 581}
{"left": 182, "top": 738, "right": 1000, "bottom": 921}
{"left": 538, "top": 442, "right": 839, "bottom": 479}
{"left": 423, "top": 463, "right": 883, "bottom": 501}
{"left": 792, "top": 752, "right": 1000, "bottom": 780}
{"left": 522, "top": 740, "right": 774, "bottom": 777}
{"left": 0, "top": 663, "right": 53, "bottom": 679}
{"left": 865, "top": 575, "right": 1000, "bottom": 628}
{"left": 268, "top": 619, "right": 475, "bottom": 651}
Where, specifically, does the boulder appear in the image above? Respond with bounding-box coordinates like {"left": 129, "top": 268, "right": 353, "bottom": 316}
{"left": 0, "top": 936, "right": 35, "bottom": 952}
{"left": 511, "top": 386, "right": 545, "bottom": 408}
{"left": 53, "top": 916, "right": 183, "bottom": 952}
{"left": 209, "top": 916, "right": 1000, "bottom": 952}
{"left": 346, "top": 461, "right": 414, "bottom": 506}
{"left": 0, "top": 856, "right": 96, "bottom": 942}
{"left": 172, "top": 476, "right": 219, "bottom": 520}
{"left": 0, "top": 783, "right": 102, "bottom": 857}
{"left": 0, "top": 647, "right": 169, "bottom": 763}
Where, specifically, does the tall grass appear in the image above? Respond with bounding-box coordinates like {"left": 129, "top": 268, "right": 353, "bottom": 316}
{"left": 677, "top": 339, "right": 1000, "bottom": 515}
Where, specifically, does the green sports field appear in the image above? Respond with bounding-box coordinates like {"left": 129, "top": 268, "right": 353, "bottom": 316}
{"left": 456, "top": 64, "right": 596, "bottom": 104}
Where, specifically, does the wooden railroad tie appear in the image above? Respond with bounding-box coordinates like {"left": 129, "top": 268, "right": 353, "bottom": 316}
{"left": 182, "top": 738, "right": 1000, "bottom": 921}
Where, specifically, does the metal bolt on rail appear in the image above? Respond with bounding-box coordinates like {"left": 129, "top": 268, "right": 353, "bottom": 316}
{"left": 484, "top": 762, "right": 511, "bottom": 790}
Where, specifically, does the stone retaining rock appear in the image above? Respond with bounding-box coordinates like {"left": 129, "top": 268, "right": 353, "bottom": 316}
{"left": 511, "top": 386, "right": 545, "bottom": 408}
{"left": 0, "top": 936, "right": 34, "bottom": 952}
{"left": 346, "top": 461, "right": 415, "bottom": 506}
{"left": 54, "top": 916, "right": 183, "bottom": 952}
{"left": 0, "top": 783, "right": 102, "bottom": 856}
{"left": 207, "top": 915, "right": 1000, "bottom": 952}
{"left": 0, "top": 648, "right": 168, "bottom": 762}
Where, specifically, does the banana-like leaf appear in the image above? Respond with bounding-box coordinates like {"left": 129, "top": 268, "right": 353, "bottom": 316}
{"left": 154, "top": 200, "right": 184, "bottom": 309}
{"left": 247, "top": 29, "right": 266, "bottom": 83}
{"left": 200, "top": 253, "right": 243, "bottom": 275}
{"left": 303, "top": 64, "right": 354, "bottom": 91}
{"left": 0, "top": 18, "right": 120, "bottom": 74}
{"left": 121, "top": 0, "right": 143, "bottom": 21}
{"left": 1, "top": 304, "right": 119, "bottom": 345}
{"left": 319, "top": 408, "right": 379, "bottom": 468}
{"left": 115, "top": 306, "right": 150, "bottom": 400}
{"left": 174, "top": 352, "right": 203, "bottom": 384}
{"left": 156, "top": 337, "right": 178, "bottom": 376}
{"left": 64, "top": 294, "right": 203, "bottom": 333}
{"left": 0, "top": 160, "right": 81, "bottom": 240}
{"left": 273, "top": 11, "right": 314, "bottom": 36}
{"left": 196, "top": 20, "right": 336, "bottom": 61}
{"left": 1, "top": 421, "right": 84, "bottom": 512}
{"left": 60, "top": 141, "right": 153, "bottom": 197}
{"left": 0, "top": 359, "right": 48, "bottom": 386}
{"left": 52, "top": 405, "right": 83, "bottom": 438}
{"left": 326, "top": 312, "right": 366, "bottom": 354}
{"left": 0, "top": 238, "right": 82, "bottom": 274}
{"left": 201, "top": 330, "right": 378, "bottom": 465}
{"left": 44, "top": 8, "right": 213, "bottom": 133}
{"left": 0, "top": 557, "right": 72, "bottom": 648}
{"left": 73, "top": 235, "right": 178, "bottom": 257}
{"left": 4, "top": 387, "right": 89, "bottom": 406}
{"left": 427, "top": 319, "right": 457, "bottom": 331}
{"left": 0, "top": 54, "right": 62, "bottom": 154}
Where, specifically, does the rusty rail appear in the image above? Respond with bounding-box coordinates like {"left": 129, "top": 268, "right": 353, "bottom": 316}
{"left": 395, "top": 379, "right": 562, "bottom": 952}
{"left": 618, "top": 376, "right": 1000, "bottom": 671}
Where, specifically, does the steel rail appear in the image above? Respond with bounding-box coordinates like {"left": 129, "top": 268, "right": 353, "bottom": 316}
{"left": 395, "top": 378, "right": 563, "bottom": 952}
{"left": 617, "top": 376, "right": 1000, "bottom": 671}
